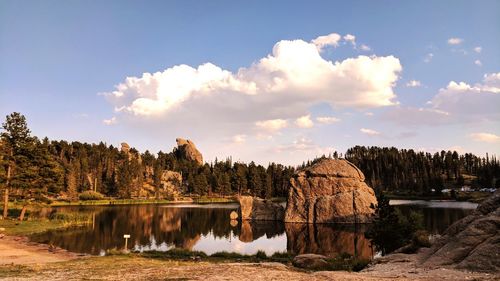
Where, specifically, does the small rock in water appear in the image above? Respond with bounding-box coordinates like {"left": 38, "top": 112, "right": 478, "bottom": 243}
{"left": 230, "top": 211, "right": 239, "bottom": 220}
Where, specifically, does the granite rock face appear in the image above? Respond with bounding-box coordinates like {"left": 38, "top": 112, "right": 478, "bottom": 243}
{"left": 419, "top": 191, "right": 500, "bottom": 272}
{"left": 238, "top": 196, "right": 285, "bottom": 221}
{"left": 160, "top": 170, "right": 182, "bottom": 198}
{"left": 284, "top": 158, "right": 377, "bottom": 224}
{"left": 176, "top": 138, "right": 203, "bottom": 165}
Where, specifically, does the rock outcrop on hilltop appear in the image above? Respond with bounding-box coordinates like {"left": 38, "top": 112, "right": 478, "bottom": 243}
{"left": 176, "top": 138, "right": 203, "bottom": 165}
{"left": 284, "top": 158, "right": 377, "bottom": 224}
{"left": 238, "top": 196, "right": 285, "bottom": 221}
{"left": 419, "top": 191, "right": 500, "bottom": 272}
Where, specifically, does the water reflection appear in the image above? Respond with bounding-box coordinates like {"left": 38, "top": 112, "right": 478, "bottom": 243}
{"left": 30, "top": 201, "right": 474, "bottom": 257}
{"left": 390, "top": 200, "right": 477, "bottom": 234}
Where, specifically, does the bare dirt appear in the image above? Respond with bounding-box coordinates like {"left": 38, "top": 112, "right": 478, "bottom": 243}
{"left": 0, "top": 235, "right": 81, "bottom": 265}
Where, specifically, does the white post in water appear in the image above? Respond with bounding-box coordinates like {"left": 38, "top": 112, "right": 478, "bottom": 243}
{"left": 123, "top": 234, "right": 130, "bottom": 251}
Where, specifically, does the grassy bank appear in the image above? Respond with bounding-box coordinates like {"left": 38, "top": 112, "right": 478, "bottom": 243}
{"left": 0, "top": 214, "right": 91, "bottom": 236}
{"left": 385, "top": 191, "right": 491, "bottom": 203}
{"left": 0, "top": 206, "right": 92, "bottom": 236}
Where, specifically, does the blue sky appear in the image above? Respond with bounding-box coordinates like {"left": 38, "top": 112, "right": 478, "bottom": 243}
{"left": 1, "top": 0, "right": 499, "bottom": 165}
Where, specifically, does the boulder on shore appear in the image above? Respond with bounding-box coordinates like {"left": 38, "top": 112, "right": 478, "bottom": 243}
{"left": 284, "top": 158, "right": 377, "bottom": 224}
{"left": 419, "top": 190, "right": 500, "bottom": 272}
{"left": 176, "top": 138, "right": 203, "bottom": 165}
{"left": 238, "top": 196, "right": 285, "bottom": 221}
{"left": 292, "top": 254, "right": 329, "bottom": 270}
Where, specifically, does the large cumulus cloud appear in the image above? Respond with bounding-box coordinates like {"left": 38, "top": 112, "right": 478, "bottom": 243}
{"left": 104, "top": 33, "right": 402, "bottom": 134}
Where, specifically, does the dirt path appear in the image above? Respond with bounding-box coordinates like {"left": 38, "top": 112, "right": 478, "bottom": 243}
{"left": 0, "top": 235, "right": 81, "bottom": 265}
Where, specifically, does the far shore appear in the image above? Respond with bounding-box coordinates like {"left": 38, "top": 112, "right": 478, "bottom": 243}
{"left": 1, "top": 190, "right": 492, "bottom": 210}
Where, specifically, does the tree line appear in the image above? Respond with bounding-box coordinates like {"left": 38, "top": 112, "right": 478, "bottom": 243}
{"left": 345, "top": 145, "right": 500, "bottom": 195}
{"left": 1, "top": 113, "right": 499, "bottom": 217}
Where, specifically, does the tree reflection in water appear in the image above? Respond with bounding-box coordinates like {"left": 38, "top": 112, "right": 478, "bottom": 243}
{"left": 30, "top": 203, "right": 472, "bottom": 257}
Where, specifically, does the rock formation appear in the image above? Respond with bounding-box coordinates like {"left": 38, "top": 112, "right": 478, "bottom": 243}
{"left": 120, "top": 142, "right": 131, "bottom": 154}
{"left": 419, "top": 191, "right": 500, "bottom": 272}
{"left": 284, "top": 158, "right": 377, "bottom": 224}
{"left": 160, "top": 170, "right": 182, "bottom": 199}
{"left": 238, "top": 196, "right": 285, "bottom": 221}
{"left": 176, "top": 138, "right": 203, "bottom": 165}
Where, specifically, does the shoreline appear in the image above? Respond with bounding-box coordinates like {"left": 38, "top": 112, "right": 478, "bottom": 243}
{"left": 0, "top": 234, "right": 496, "bottom": 280}
{"left": 3, "top": 192, "right": 490, "bottom": 210}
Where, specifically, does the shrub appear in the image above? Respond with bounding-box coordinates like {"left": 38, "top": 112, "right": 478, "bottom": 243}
{"left": 210, "top": 251, "right": 245, "bottom": 259}
{"left": 270, "top": 251, "right": 293, "bottom": 260}
{"left": 255, "top": 250, "right": 267, "bottom": 259}
{"left": 78, "top": 191, "right": 105, "bottom": 201}
{"left": 412, "top": 230, "right": 431, "bottom": 248}
{"left": 325, "top": 254, "right": 370, "bottom": 272}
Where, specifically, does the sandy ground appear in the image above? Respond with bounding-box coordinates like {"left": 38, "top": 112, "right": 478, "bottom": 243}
{"left": 0, "top": 235, "right": 82, "bottom": 265}
{"left": 0, "top": 235, "right": 497, "bottom": 281}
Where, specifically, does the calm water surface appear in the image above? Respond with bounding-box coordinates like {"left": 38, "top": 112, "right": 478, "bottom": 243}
{"left": 30, "top": 200, "right": 477, "bottom": 257}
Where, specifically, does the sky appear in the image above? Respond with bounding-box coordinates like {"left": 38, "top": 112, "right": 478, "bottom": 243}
{"left": 1, "top": 0, "right": 499, "bottom": 165}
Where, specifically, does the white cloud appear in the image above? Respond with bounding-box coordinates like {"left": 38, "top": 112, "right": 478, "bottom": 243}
{"left": 469, "top": 133, "right": 500, "bottom": 143}
{"left": 385, "top": 72, "right": 500, "bottom": 126}
{"left": 343, "top": 34, "right": 356, "bottom": 47}
{"left": 424, "top": 53, "right": 434, "bottom": 63}
{"left": 406, "top": 80, "right": 422, "bottom": 87}
{"left": 316, "top": 116, "right": 340, "bottom": 124}
{"left": 295, "top": 115, "right": 314, "bottom": 128}
{"left": 474, "top": 46, "right": 482, "bottom": 53}
{"left": 474, "top": 60, "right": 482, "bottom": 66}
{"left": 364, "top": 112, "right": 374, "bottom": 117}
{"left": 311, "top": 33, "right": 341, "bottom": 51}
{"left": 274, "top": 137, "right": 332, "bottom": 155}
{"left": 255, "top": 119, "right": 288, "bottom": 131}
{"left": 360, "top": 128, "right": 380, "bottom": 136}
{"left": 102, "top": 117, "right": 117, "bottom": 125}
{"left": 232, "top": 134, "right": 246, "bottom": 144}
{"left": 106, "top": 36, "right": 401, "bottom": 121}
{"left": 360, "top": 44, "right": 371, "bottom": 51}
{"left": 447, "top": 37, "right": 463, "bottom": 45}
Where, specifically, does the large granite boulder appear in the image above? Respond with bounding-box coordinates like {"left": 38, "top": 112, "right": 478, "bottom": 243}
{"left": 284, "top": 158, "right": 377, "bottom": 224}
{"left": 238, "top": 196, "right": 285, "bottom": 221}
{"left": 419, "top": 191, "right": 500, "bottom": 272}
{"left": 176, "top": 138, "right": 203, "bottom": 165}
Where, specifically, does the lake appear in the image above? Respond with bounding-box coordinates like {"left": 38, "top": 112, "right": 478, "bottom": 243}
{"left": 30, "top": 200, "right": 477, "bottom": 258}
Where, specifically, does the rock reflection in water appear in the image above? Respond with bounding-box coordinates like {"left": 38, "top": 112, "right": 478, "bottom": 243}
{"left": 285, "top": 223, "right": 372, "bottom": 259}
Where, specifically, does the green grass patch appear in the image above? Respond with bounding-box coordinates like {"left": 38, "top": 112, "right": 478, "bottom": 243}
{"left": 0, "top": 212, "right": 91, "bottom": 236}
{"left": 210, "top": 251, "right": 246, "bottom": 259}
{"left": 324, "top": 253, "right": 370, "bottom": 272}
{"left": 140, "top": 249, "right": 293, "bottom": 264}
{"left": 141, "top": 249, "right": 208, "bottom": 260}
{"left": 0, "top": 264, "right": 34, "bottom": 278}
